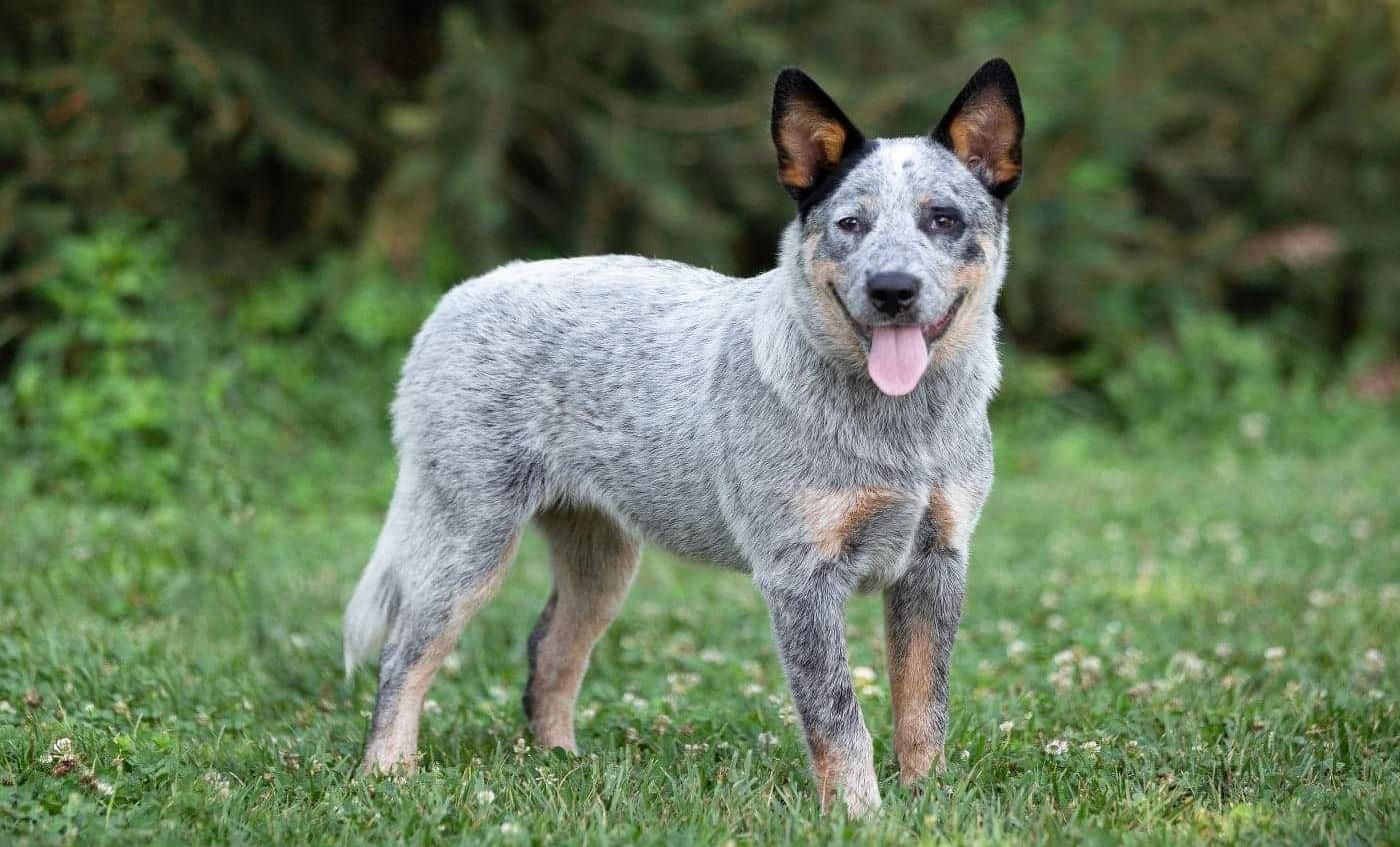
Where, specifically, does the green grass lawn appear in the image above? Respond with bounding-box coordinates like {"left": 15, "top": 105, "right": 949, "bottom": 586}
{"left": 2, "top": 424, "right": 1397, "bottom": 845}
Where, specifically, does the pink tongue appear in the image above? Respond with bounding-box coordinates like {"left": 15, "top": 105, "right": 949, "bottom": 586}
{"left": 867, "top": 326, "right": 930, "bottom": 396}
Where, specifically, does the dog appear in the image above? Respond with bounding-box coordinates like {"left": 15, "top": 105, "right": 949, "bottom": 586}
{"left": 344, "top": 58, "right": 1024, "bottom": 816}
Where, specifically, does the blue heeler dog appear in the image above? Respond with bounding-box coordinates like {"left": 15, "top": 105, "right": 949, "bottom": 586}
{"left": 345, "top": 59, "right": 1024, "bottom": 816}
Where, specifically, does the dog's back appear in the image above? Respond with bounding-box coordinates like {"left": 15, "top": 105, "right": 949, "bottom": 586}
{"left": 392, "top": 255, "right": 763, "bottom": 560}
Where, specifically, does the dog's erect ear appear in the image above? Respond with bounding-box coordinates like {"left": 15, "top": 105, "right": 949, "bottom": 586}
{"left": 771, "top": 68, "right": 866, "bottom": 202}
{"left": 932, "top": 59, "right": 1025, "bottom": 199}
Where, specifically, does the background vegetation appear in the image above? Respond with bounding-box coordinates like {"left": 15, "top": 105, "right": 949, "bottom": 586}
{"left": 1, "top": 1, "right": 1397, "bottom": 844}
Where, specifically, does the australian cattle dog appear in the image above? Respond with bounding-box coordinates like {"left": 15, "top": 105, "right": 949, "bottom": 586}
{"left": 345, "top": 59, "right": 1025, "bottom": 816}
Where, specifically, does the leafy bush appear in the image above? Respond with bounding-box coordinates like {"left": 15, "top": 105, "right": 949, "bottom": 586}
{"left": 4, "top": 225, "right": 187, "bottom": 502}
{"left": 4, "top": 1, "right": 1398, "bottom": 374}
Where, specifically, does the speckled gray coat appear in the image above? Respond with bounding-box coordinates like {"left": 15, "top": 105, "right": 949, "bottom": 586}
{"left": 345, "top": 59, "right": 1025, "bottom": 817}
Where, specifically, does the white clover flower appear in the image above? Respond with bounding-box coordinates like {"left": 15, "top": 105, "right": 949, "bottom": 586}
{"left": 52, "top": 738, "right": 74, "bottom": 756}
{"left": 423, "top": 699, "right": 440, "bottom": 714}
{"left": 1308, "top": 590, "right": 1334, "bottom": 609}
{"left": 667, "top": 672, "right": 700, "bottom": 695}
{"left": 1214, "top": 643, "right": 1234, "bottom": 660}
{"left": 1264, "top": 647, "right": 1286, "bottom": 662}
{"left": 757, "top": 731, "right": 779, "bottom": 749}
{"left": 475, "top": 788, "right": 496, "bottom": 805}
{"left": 1238, "top": 412, "right": 1268, "bottom": 441}
{"left": 1114, "top": 648, "right": 1144, "bottom": 680}
{"left": 1080, "top": 740, "right": 1100, "bottom": 753}
{"left": 1046, "top": 614, "right": 1067, "bottom": 632}
{"left": 95, "top": 779, "right": 115, "bottom": 797}
{"left": 499, "top": 821, "right": 522, "bottom": 836}
{"left": 1052, "top": 649, "right": 1076, "bottom": 668}
{"left": 1363, "top": 649, "right": 1386, "bottom": 674}
{"left": 851, "top": 666, "right": 877, "bottom": 686}
{"left": 1044, "top": 739, "right": 1068, "bottom": 756}
{"left": 202, "top": 771, "right": 232, "bottom": 800}
{"left": 1169, "top": 651, "right": 1206, "bottom": 680}
{"left": 699, "top": 649, "right": 726, "bottom": 664}
{"left": 741, "top": 684, "right": 764, "bottom": 698}
{"left": 998, "top": 720, "right": 1014, "bottom": 733}
{"left": 1079, "top": 655, "right": 1104, "bottom": 687}
{"left": 1048, "top": 667, "right": 1074, "bottom": 693}
{"left": 0, "top": 701, "right": 11, "bottom": 713}
{"left": 1007, "top": 640, "right": 1029, "bottom": 661}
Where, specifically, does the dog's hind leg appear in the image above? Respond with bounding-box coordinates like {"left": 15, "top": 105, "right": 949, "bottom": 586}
{"left": 523, "top": 505, "right": 640, "bottom": 751}
{"left": 358, "top": 468, "right": 532, "bottom": 775}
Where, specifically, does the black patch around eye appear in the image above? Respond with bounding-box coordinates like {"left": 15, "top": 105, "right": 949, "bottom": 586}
{"left": 919, "top": 205, "right": 965, "bottom": 235}
{"left": 796, "top": 140, "right": 881, "bottom": 223}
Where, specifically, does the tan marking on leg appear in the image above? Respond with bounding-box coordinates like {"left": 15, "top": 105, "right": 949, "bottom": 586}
{"left": 795, "top": 487, "right": 902, "bottom": 559}
{"left": 927, "top": 483, "right": 979, "bottom": 553}
{"left": 888, "top": 625, "right": 941, "bottom": 785}
{"left": 529, "top": 508, "right": 640, "bottom": 752}
{"left": 362, "top": 535, "right": 521, "bottom": 774}
{"left": 809, "top": 738, "right": 838, "bottom": 812}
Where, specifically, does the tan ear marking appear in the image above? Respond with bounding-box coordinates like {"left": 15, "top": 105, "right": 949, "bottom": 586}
{"left": 778, "top": 108, "right": 850, "bottom": 190}
{"left": 947, "top": 98, "right": 1022, "bottom": 186}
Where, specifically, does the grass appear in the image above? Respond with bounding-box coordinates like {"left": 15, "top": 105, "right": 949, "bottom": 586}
{"left": 1, "top": 416, "right": 1398, "bottom": 845}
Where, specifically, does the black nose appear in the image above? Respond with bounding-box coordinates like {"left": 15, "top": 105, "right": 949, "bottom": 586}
{"left": 867, "top": 272, "right": 921, "bottom": 316}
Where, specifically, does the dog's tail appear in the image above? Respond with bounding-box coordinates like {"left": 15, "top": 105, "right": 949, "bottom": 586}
{"left": 343, "top": 538, "right": 400, "bottom": 681}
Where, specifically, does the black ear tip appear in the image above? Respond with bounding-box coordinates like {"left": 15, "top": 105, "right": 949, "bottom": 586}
{"left": 774, "top": 66, "right": 815, "bottom": 96}
{"left": 974, "top": 58, "right": 1020, "bottom": 93}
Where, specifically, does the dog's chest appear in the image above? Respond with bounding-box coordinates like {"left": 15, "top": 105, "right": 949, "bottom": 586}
{"left": 791, "top": 483, "right": 946, "bottom": 591}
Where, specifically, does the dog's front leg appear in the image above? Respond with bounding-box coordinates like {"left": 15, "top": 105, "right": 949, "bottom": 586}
{"left": 882, "top": 544, "right": 967, "bottom": 786}
{"left": 760, "top": 576, "right": 880, "bottom": 816}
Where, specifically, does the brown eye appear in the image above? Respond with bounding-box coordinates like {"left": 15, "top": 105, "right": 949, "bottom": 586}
{"left": 836, "top": 217, "right": 865, "bottom": 234}
{"left": 926, "top": 208, "right": 963, "bottom": 233}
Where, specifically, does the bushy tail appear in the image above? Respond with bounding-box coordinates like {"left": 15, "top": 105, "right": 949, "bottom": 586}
{"left": 343, "top": 545, "right": 398, "bottom": 680}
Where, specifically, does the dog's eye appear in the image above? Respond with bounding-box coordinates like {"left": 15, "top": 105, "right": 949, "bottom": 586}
{"left": 927, "top": 211, "right": 962, "bottom": 232}
{"left": 835, "top": 217, "right": 865, "bottom": 234}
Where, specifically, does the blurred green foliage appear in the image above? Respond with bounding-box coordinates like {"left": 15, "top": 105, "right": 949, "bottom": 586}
{"left": 1, "top": 1, "right": 1397, "bottom": 505}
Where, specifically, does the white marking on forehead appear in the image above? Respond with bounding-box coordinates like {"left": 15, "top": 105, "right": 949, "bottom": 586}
{"left": 884, "top": 139, "right": 923, "bottom": 176}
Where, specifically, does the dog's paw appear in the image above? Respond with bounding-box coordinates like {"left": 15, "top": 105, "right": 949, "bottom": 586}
{"left": 837, "top": 761, "right": 883, "bottom": 818}
{"left": 359, "top": 750, "right": 420, "bottom": 778}
{"left": 842, "top": 786, "right": 883, "bottom": 818}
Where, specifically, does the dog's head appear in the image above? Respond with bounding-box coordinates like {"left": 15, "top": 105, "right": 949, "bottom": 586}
{"left": 772, "top": 60, "right": 1024, "bottom": 396}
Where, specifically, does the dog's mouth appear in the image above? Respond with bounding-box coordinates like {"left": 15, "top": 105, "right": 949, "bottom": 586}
{"left": 829, "top": 286, "right": 966, "bottom": 351}
{"left": 828, "top": 287, "right": 966, "bottom": 397}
